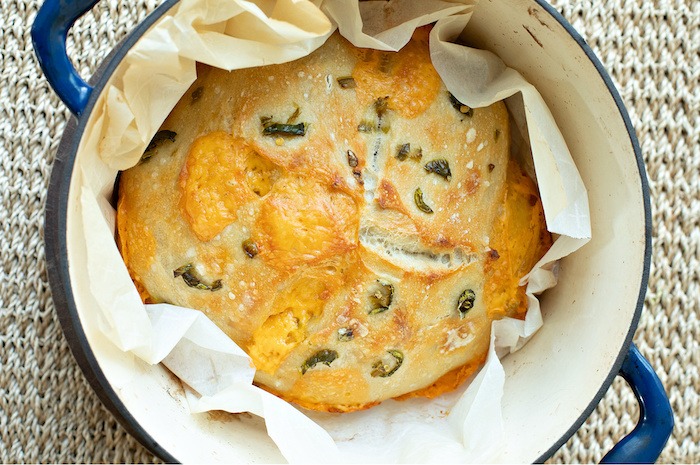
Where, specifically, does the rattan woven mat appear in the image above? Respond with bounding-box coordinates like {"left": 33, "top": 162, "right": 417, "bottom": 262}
{"left": 1, "top": 0, "right": 697, "bottom": 462}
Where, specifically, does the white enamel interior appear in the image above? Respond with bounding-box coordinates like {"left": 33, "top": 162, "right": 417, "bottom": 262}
{"left": 63, "top": 0, "right": 647, "bottom": 462}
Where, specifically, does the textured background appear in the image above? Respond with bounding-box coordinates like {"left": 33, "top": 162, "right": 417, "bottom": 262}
{"left": 0, "top": 0, "right": 697, "bottom": 462}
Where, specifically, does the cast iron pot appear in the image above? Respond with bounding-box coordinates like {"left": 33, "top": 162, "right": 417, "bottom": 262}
{"left": 33, "top": 0, "right": 674, "bottom": 462}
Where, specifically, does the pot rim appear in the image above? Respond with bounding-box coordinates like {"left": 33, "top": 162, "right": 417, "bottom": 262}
{"left": 43, "top": 1, "right": 651, "bottom": 462}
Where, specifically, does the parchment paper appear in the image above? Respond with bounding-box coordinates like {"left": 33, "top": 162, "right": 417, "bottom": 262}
{"left": 75, "top": 0, "right": 591, "bottom": 462}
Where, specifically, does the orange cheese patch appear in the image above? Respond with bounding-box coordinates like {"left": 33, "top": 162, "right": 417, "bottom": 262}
{"left": 254, "top": 177, "right": 359, "bottom": 270}
{"left": 352, "top": 27, "right": 441, "bottom": 119}
{"left": 247, "top": 276, "right": 335, "bottom": 374}
{"left": 179, "top": 132, "right": 254, "bottom": 242}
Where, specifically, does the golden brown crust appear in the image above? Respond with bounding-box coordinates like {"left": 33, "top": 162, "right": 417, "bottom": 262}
{"left": 116, "top": 181, "right": 156, "bottom": 302}
{"left": 394, "top": 352, "right": 488, "bottom": 401}
{"left": 258, "top": 378, "right": 380, "bottom": 414}
{"left": 117, "top": 28, "right": 552, "bottom": 412}
{"left": 484, "top": 160, "right": 553, "bottom": 320}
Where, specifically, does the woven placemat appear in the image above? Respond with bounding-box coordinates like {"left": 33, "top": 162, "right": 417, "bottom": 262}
{"left": 1, "top": 0, "right": 697, "bottom": 462}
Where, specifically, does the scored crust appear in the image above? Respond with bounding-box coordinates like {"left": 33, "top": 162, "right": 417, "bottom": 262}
{"left": 116, "top": 27, "right": 552, "bottom": 412}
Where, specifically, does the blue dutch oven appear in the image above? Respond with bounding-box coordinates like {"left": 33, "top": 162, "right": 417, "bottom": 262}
{"left": 32, "top": 0, "right": 673, "bottom": 462}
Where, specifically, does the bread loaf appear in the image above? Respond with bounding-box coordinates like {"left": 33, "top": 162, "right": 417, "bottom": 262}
{"left": 117, "top": 27, "right": 552, "bottom": 412}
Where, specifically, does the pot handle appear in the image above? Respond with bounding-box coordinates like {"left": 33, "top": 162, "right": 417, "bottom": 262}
{"left": 31, "top": 0, "right": 100, "bottom": 116}
{"left": 600, "top": 344, "right": 674, "bottom": 464}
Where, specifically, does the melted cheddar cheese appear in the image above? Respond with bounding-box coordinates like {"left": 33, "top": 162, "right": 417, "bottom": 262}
{"left": 179, "top": 132, "right": 255, "bottom": 241}
{"left": 253, "top": 177, "right": 359, "bottom": 271}
{"left": 352, "top": 27, "right": 442, "bottom": 118}
{"left": 248, "top": 272, "right": 339, "bottom": 373}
